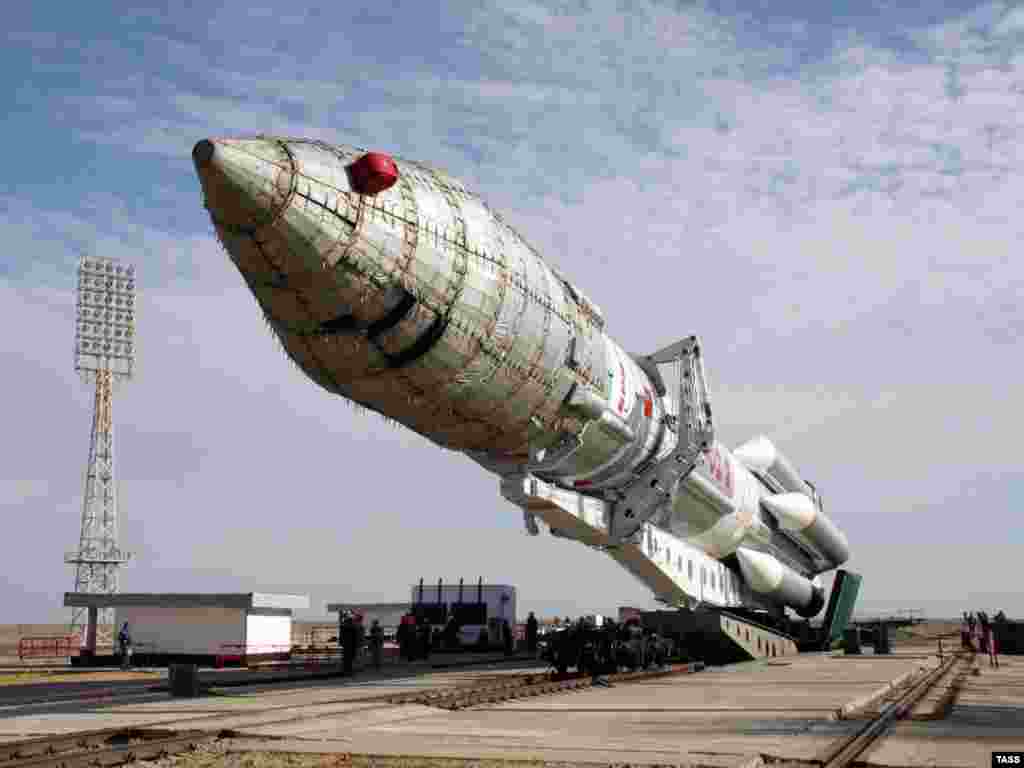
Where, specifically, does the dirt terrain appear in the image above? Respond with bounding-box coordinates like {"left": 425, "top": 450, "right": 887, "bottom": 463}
{"left": 1, "top": 720, "right": 633, "bottom": 768}
{"left": 106, "top": 740, "right": 676, "bottom": 768}
{"left": 0, "top": 669, "right": 160, "bottom": 686}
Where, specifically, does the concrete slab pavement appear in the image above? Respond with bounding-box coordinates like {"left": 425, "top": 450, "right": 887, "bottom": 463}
{"left": 861, "top": 655, "right": 1024, "bottom": 768}
{"left": 0, "top": 648, "right": 1017, "bottom": 767}
{"left": 210, "top": 653, "right": 933, "bottom": 764}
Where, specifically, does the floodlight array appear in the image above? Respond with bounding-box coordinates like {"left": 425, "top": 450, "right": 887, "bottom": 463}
{"left": 75, "top": 257, "right": 135, "bottom": 378}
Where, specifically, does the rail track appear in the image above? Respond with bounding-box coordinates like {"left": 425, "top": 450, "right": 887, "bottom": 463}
{"left": 388, "top": 661, "right": 704, "bottom": 710}
{"left": 0, "top": 728, "right": 214, "bottom": 768}
{"left": 809, "top": 651, "right": 972, "bottom": 768}
{"left": 0, "top": 661, "right": 703, "bottom": 768}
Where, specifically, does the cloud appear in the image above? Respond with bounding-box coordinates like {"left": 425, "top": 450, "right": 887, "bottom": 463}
{"left": 0, "top": 195, "right": 223, "bottom": 287}
{"left": 3, "top": 1, "right": 1023, "bottom": 622}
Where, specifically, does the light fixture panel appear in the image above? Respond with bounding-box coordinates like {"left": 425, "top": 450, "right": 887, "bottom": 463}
{"left": 74, "top": 257, "right": 136, "bottom": 378}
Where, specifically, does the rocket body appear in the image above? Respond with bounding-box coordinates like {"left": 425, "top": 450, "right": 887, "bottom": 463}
{"left": 193, "top": 136, "right": 848, "bottom": 617}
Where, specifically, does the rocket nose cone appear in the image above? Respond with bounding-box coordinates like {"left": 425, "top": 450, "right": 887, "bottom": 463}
{"left": 192, "top": 139, "right": 216, "bottom": 170}
{"left": 733, "top": 436, "right": 775, "bottom": 471}
{"left": 762, "top": 492, "right": 816, "bottom": 531}
{"left": 191, "top": 137, "right": 295, "bottom": 233}
{"left": 735, "top": 547, "right": 784, "bottom": 593}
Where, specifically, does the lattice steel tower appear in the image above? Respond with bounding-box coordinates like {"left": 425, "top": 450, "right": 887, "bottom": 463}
{"left": 66, "top": 256, "right": 136, "bottom": 634}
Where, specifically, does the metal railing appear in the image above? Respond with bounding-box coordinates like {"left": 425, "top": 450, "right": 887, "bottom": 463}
{"left": 214, "top": 643, "right": 292, "bottom": 668}
{"left": 17, "top": 636, "right": 81, "bottom": 660}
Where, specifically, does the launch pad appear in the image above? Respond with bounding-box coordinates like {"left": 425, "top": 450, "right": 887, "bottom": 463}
{"left": 0, "top": 627, "right": 1015, "bottom": 768}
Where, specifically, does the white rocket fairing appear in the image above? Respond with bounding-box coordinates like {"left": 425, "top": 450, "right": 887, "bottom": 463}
{"left": 192, "top": 136, "right": 849, "bottom": 618}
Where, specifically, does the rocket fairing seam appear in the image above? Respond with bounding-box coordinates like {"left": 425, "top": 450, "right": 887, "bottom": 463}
{"left": 324, "top": 235, "right": 567, "bottom": 396}
{"left": 354, "top": 194, "right": 582, "bottom": 332}
{"left": 222, "top": 157, "right": 468, "bottom": 429}
{"left": 227, "top": 139, "right": 299, "bottom": 236}
{"left": 378, "top": 185, "right": 565, "bottom": 438}
{"left": 248, "top": 236, "right": 351, "bottom": 400}
{"left": 391, "top": 172, "right": 420, "bottom": 292}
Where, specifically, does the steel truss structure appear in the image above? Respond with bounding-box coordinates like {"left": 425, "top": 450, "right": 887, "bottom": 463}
{"left": 66, "top": 256, "right": 135, "bottom": 636}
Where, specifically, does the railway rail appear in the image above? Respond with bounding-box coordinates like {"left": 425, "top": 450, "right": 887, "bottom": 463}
{"left": 0, "top": 728, "right": 213, "bottom": 768}
{"left": 0, "top": 661, "right": 703, "bottom": 768}
{"left": 388, "top": 661, "right": 704, "bottom": 710}
{"left": 809, "top": 651, "right": 972, "bottom": 768}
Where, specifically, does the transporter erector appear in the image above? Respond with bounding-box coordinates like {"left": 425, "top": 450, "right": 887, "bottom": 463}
{"left": 192, "top": 137, "right": 850, "bottom": 620}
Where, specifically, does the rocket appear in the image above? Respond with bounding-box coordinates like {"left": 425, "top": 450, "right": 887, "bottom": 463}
{"left": 192, "top": 136, "right": 850, "bottom": 618}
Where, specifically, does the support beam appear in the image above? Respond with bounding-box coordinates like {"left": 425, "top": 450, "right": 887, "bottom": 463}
{"left": 83, "top": 606, "right": 98, "bottom": 655}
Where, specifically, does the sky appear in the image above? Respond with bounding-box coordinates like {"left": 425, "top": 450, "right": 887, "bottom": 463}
{"left": 2, "top": 0, "right": 1021, "bottom": 624}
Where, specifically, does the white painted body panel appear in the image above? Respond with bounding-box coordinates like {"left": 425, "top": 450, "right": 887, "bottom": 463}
{"left": 245, "top": 614, "right": 292, "bottom": 655}
{"left": 503, "top": 474, "right": 757, "bottom": 611}
{"left": 116, "top": 606, "right": 245, "bottom": 655}
{"left": 115, "top": 606, "right": 293, "bottom": 655}
{"left": 668, "top": 440, "right": 810, "bottom": 574}
{"left": 763, "top": 492, "right": 817, "bottom": 530}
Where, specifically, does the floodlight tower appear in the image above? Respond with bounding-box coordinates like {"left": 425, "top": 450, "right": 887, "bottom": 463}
{"left": 66, "top": 256, "right": 136, "bottom": 636}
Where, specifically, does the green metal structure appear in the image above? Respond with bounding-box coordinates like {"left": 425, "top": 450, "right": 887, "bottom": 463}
{"left": 822, "top": 569, "right": 862, "bottom": 649}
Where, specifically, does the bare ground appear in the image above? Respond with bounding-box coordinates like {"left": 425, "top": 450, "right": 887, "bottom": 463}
{"left": 133, "top": 742, "right": 697, "bottom": 768}
{"left": 0, "top": 669, "right": 160, "bottom": 686}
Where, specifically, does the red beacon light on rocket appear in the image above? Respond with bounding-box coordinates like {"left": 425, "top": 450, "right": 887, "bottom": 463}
{"left": 346, "top": 152, "right": 399, "bottom": 195}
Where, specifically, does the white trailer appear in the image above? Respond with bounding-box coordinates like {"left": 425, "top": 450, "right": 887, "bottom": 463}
{"left": 64, "top": 592, "right": 309, "bottom": 663}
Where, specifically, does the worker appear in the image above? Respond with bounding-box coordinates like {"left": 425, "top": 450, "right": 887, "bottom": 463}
{"left": 340, "top": 612, "right": 358, "bottom": 676}
{"left": 615, "top": 620, "right": 632, "bottom": 669}
{"left": 398, "top": 614, "right": 414, "bottom": 661}
{"left": 417, "top": 616, "right": 431, "bottom": 660}
{"left": 117, "top": 622, "right": 132, "bottom": 670}
{"left": 355, "top": 612, "right": 366, "bottom": 663}
{"left": 502, "top": 619, "right": 513, "bottom": 655}
{"left": 627, "top": 618, "right": 644, "bottom": 670}
{"left": 987, "top": 624, "right": 1000, "bottom": 669}
{"left": 577, "top": 617, "right": 596, "bottom": 674}
{"left": 526, "top": 612, "right": 539, "bottom": 656}
{"left": 978, "top": 613, "right": 999, "bottom": 669}
{"left": 647, "top": 631, "right": 665, "bottom": 668}
{"left": 554, "top": 622, "right": 576, "bottom": 675}
{"left": 369, "top": 619, "right": 384, "bottom": 671}
{"left": 443, "top": 616, "right": 459, "bottom": 650}
{"left": 396, "top": 618, "right": 406, "bottom": 660}
{"left": 599, "top": 619, "right": 618, "bottom": 673}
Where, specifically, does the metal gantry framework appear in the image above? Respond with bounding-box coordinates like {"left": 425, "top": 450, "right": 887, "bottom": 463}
{"left": 66, "top": 256, "right": 135, "bottom": 636}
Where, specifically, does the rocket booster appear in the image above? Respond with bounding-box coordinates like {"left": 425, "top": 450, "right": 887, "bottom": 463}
{"left": 734, "top": 435, "right": 850, "bottom": 566}
{"left": 735, "top": 548, "right": 825, "bottom": 618}
{"left": 761, "top": 492, "right": 850, "bottom": 566}
{"left": 192, "top": 136, "right": 848, "bottom": 616}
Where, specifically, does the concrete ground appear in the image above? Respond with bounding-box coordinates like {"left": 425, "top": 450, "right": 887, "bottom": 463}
{"left": 862, "top": 653, "right": 1023, "bottom": 767}
{"left": 0, "top": 644, "right": 1018, "bottom": 767}
{"left": 0, "top": 651, "right": 531, "bottom": 707}
{"left": 0, "top": 660, "right": 550, "bottom": 737}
